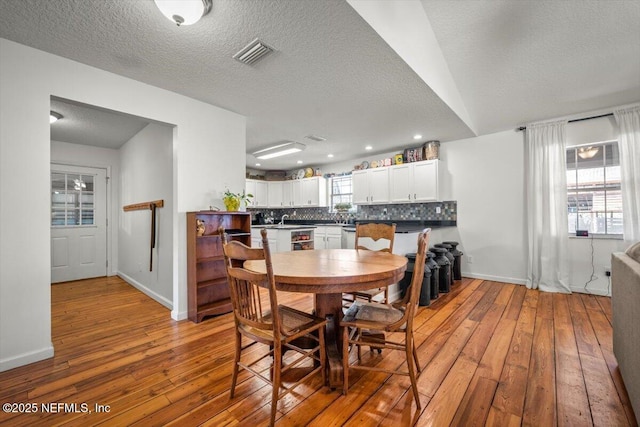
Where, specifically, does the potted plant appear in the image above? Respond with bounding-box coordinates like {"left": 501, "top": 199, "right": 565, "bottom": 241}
{"left": 223, "top": 189, "right": 253, "bottom": 211}
{"left": 335, "top": 202, "right": 352, "bottom": 212}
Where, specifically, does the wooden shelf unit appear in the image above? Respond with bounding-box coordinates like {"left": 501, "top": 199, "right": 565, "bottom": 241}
{"left": 187, "top": 211, "right": 251, "bottom": 323}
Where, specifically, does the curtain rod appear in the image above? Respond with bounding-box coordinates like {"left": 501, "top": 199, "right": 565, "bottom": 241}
{"left": 516, "top": 113, "right": 613, "bottom": 132}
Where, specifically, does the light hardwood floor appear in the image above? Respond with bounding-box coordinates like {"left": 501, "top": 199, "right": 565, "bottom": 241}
{"left": 0, "top": 276, "right": 636, "bottom": 426}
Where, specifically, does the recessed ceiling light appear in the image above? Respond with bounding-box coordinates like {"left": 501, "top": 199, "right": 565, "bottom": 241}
{"left": 327, "top": 154, "right": 334, "bottom": 158}
{"left": 413, "top": 134, "right": 422, "bottom": 140}
{"left": 365, "top": 145, "right": 373, "bottom": 150}
{"left": 50, "top": 111, "right": 63, "bottom": 124}
{"left": 297, "top": 160, "right": 303, "bottom": 164}
{"left": 255, "top": 163, "right": 261, "bottom": 166}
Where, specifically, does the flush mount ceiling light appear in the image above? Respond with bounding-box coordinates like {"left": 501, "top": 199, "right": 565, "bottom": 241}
{"left": 154, "top": 0, "right": 212, "bottom": 26}
{"left": 50, "top": 111, "right": 63, "bottom": 124}
{"left": 253, "top": 142, "right": 306, "bottom": 160}
{"left": 578, "top": 146, "right": 599, "bottom": 159}
{"left": 365, "top": 145, "right": 373, "bottom": 150}
{"left": 413, "top": 134, "right": 423, "bottom": 140}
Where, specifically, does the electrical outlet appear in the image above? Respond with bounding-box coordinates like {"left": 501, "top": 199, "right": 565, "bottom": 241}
{"left": 467, "top": 255, "right": 474, "bottom": 264}
{"left": 383, "top": 208, "right": 387, "bottom": 215}
{"left": 605, "top": 269, "right": 611, "bottom": 277}
{"left": 436, "top": 206, "right": 441, "bottom": 214}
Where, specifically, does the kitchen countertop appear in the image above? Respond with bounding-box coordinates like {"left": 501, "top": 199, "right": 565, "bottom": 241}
{"left": 251, "top": 220, "right": 456, "bottom": 233}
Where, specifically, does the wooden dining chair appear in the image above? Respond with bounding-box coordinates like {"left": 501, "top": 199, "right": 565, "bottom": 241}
{"left": 343, "top": 222, "right": 396, "bottom": 304}
{"left": 219, "top": 227, "right": 327, "bottom": 426}
{"left": 340, "top": 228, "right": 430, "bottom": 409}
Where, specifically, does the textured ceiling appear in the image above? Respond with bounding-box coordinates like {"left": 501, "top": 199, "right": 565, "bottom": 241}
{"left": 50, "top": 98, "right": 152, "bottom": 149}
{"left": 1, "top": 0, "right": 639, "bottom": 171}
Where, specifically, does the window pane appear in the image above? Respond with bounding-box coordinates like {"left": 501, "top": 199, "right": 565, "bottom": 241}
{"left": 81, "top": 210, "right": 94, "bottom": 225}
{"left": 52, "top": 209, "right": 66, "bottom": 226}
{"left": 52, "top": 173, "right": 66, "bottom": 191}
{"left": 566, "top": 141, "right": 622, "bottom": 236}
{"left": 605, "top": 143, "right": 620, "bottom": 166}
{"left": 66, "top": 208, "right": 80, "bottom": 226}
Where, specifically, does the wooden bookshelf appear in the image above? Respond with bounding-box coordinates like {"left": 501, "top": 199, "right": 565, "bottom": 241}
{"left": 186, "top": 211, "right": 251, "bottom": 323}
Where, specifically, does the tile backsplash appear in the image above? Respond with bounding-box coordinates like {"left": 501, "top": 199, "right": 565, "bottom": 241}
{"left": 248, "top": 201, "right": 457, "bottom": 223}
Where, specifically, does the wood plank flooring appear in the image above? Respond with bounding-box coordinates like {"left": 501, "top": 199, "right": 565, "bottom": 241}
{"left": 0, "top": 276, "right": 636, "bottom": 426}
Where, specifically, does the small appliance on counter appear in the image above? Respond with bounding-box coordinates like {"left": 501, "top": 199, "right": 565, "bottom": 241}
{"left": 253, "top": 212, "right": 265, "bottom": 225}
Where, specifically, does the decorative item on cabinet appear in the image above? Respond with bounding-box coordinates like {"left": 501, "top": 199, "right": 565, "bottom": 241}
{"left": 394, "top": 154, "right": 404, "bottom": 165}
{"left": 187, "top": 211, "right": 251, "bottom": 323}
{"left": 223, "top": 189, "right": 253, "bottom": 211}
{"left": 423, "top": 140, "right": 440, "bottom": 160}
{"left": 196, "top": 219, "right": 206, "bottom": 236}
{"left": 404, "top": 147, "right": 423, "bottom": 163}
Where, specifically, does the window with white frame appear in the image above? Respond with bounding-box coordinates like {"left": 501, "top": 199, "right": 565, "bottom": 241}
{"left": 566, "top": 140, "right": 622, "bottom": 236}
{"left": 330, "top": 175, "right": 354, "bottom": 212}
{"left": 51, "top": 172, "right": 95, "bottom": 226}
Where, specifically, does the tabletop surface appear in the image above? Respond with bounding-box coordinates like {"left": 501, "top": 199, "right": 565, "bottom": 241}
{"left": 244, "top": 249, "right": 407, "bottom": 294}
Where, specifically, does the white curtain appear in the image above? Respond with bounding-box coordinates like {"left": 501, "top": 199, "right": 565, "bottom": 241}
{"left": 614, "top": 105, "right": 640, "bottom": 244}
{"left": 525, "top": 120, "right": 571, "bottom": 293}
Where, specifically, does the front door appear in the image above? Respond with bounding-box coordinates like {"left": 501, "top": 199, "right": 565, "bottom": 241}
{"left": 51, "top": 164, "right": 107, "bottom": 283}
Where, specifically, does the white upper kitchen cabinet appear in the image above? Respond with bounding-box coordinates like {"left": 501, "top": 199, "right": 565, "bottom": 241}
{"left": 267, "top": 181, "right": 284, "bottom": 207}
{"left": 352, "top": 167, "right": 390, "bottom": 205}
{"left": 389, "top": 160, "right": 438, "bottom": 203}
{"left": 293, "top": 177, "right": 327, "bottom": 207}
{"left": 282, "top": 181, "right": 294, "bottom": 207}
{"left": 246, "top": 179, "right": 268, "bottom": 207}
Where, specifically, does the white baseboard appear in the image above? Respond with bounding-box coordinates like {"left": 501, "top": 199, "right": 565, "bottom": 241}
{"left": 117, "top": 272, "right": 173, "bottom": 310}
{"left": 0, "top": 344, "right": 54, "bottom": 373}
{"left": 171, "top": 309, "right": 188, "bottom": 321}
{"left": 461, "top": 271, "right": 527, "bottom": 286}
{"left": 570, "top": 285, "right": 611, "bottom": 297}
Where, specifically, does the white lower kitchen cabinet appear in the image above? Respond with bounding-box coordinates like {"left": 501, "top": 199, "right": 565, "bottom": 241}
{"left": 251, "top": 228, "right": 278, "bottom": 252}
{"left": 315, "top": 225, "right": 343, "bottom": 249}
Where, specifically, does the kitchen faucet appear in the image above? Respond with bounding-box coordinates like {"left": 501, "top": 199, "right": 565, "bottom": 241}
{"left": 279, "top": 214, "right": 289, "bottom": 225}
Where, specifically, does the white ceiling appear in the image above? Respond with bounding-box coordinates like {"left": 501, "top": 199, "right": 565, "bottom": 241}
{"left": 1, "top": 0, "right": 638, "bottom": 171}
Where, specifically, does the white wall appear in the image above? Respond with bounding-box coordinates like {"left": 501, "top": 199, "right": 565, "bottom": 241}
{"left": 118, "top": 123, "right": 173, "bottom": 307}
{"left": 437, "top": 130, "right": 528, "bottom": 284}
{"left": 51, "top": 140, "right": 120, "bottom": 276}
{"left": 0, "top": 38, "right": 246, "bottom": 371}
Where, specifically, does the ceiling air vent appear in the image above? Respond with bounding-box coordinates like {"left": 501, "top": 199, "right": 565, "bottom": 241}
{"left": 305, "top": 135, "right": 326, "bottom": 142}
{"left": 233, "top": 38, "right": 273, "bottom": 65}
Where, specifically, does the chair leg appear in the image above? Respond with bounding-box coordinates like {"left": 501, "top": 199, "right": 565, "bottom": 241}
{"left": 342, "top": 325, "right": 350, "bottom": 395}
{"left": 412, "top": 341, "right": 422, "bottom": 374}
{"left": 405, "top": 339, "right": 421, "bottom": 409}
{"left": 230, "top": 331, "right": 241, "bottom": 398}
{"left": 318, "top": 327, "right": 327, "bottom": 387}
{"left": 270, "top": 343, "right": 282, "bottom": 426}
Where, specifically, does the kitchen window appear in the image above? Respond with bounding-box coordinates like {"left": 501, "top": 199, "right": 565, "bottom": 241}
{"left": 566, "top": 140, "right": 622, "bottom": 236}
{"left": 330, "top": 175, "right": 354, "bottom": 212}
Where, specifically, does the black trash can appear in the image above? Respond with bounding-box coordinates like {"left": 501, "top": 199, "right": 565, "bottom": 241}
{"left": 426, "top": 251, "right": 439, "bottom": 300}
{"left": 431, "top": 247, "right": 451, "bottom": 293}
{"left": 399, "top": 253, "right": 431, "bottom": 306}
{"left": 435, "top": 243, "right": 455, "bottom": 288}
{"left": 443, "top": 241, "right": 463, "bottom": 280}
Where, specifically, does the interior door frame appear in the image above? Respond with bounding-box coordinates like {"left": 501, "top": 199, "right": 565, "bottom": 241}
{"left": 50, "top": 161, "right": 113, "bottom": 279}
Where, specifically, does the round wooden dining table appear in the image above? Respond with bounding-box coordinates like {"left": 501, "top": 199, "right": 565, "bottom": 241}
{"left": 244, "top": 248, "right": 408, "bottom": 388}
